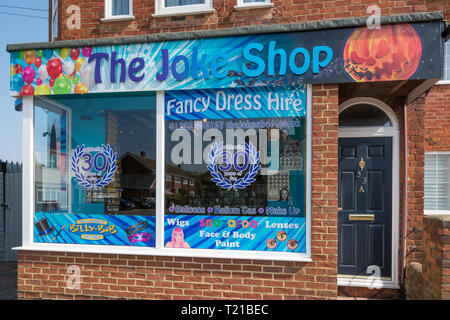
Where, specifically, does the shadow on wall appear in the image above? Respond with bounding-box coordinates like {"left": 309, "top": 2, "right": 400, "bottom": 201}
{"left": 405, "top": 215, "right": 450, "bottom": 300}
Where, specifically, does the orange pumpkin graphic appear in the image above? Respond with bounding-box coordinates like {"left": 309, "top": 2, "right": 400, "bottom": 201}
{"left": 343, "top": 24, "right": 422, "bottom": 82}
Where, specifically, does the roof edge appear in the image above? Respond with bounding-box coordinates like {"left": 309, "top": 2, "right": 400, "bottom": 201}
{"left": 6, "top": 11, "right": 444, "bottom": 52}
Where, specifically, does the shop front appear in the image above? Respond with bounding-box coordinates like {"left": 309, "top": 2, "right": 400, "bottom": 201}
{"left": 7, "top": 17, "right": 446, "bottom": 298}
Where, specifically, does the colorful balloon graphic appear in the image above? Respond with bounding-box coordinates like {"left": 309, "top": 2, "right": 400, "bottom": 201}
{"left": 21, "top": 84, "right": 35, "bottom": 96}
{"left": 74, "top": 82, "right": 89, "bottom": 94}
{"left": 75, "top": 57, "right": 85, "bottom": 72}
{"left": 79, "top": 63, "right": 94, "bottom": 89}
{"left": 24, "top": 50, "right": 36, "bottom": 65}
{"left": 38, "top": 65, "right": 48, "bottom": 82}
{"left": 12, "top": 74, "right": 24, "bottom": 92}
{"left": 22, "top": 66, "right": 36, "bottom": 84}
{"left": 82, "top": 47, "right": 93, "bottom": 58}
{"left": 59, "top": 48, "right": 70, "bottom": 59}
{"left": 43, "top": 49, "right": 52, "bottom": 60}
{"left": 70, "top": 48, "right": 80, "bottom": 61}
{"left": 36, "top": 78, "right": 43, "bottom": 86}
{"left": 14, "top": 64, "right": 23, "bottom": 75}
{"left": 47, "top": 58, "right": 63, "bottom": 79}
{"left": 53, "top": 75, "right": 72, "bottom": 94}
{"left": 35, "top": 56, "right": 42, "bottom": 68}
{"left": 35, "top": 84, "right": 52, "bottom": 95}
{"left": 63, "top": 60, "right": 76, "bottom": 77}
{"left": 72, "top": 75, "right": 80, "bottom": 85}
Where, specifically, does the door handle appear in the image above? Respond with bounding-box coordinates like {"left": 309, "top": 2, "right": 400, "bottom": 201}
{"left": 349, "top": 213, "right": 375, "bottom": 221}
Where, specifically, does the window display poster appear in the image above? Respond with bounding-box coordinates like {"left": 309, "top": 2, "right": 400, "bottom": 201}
{"left": 165, "top": 85, "right": 307, "bottom": 253}
{"left": 34, "top": 212, "right": 155, "bottom": 247}
{"left": 165, "top": 215, "right": 306, "bottom": 252}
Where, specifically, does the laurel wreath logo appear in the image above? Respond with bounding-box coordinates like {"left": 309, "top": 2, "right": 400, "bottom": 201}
{"left": 71, "top": 144, "right": 118, "bottom": 189}
{"left": 207, "top": 141, "right": 261, "bottom": 191}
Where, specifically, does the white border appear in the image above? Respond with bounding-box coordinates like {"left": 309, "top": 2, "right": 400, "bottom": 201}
{"left": 15, "top": 85, "right": 313, "bottom": 262}
{"left": 337, "top": 97, "right": 400, "bottom": 289}
{"left": 102, "top": 0, "right": 135, "bottom": 22}
{"left": 424, "top": 151, "right": 450, "bottom": 215}
{"left": 153, "top": 0, "right": 215, "bottom": 18}
{"left": 234, "top": 0, "right": 273, "bottom": 10}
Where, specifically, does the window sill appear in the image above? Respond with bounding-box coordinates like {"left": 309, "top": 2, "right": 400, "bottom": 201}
{"left": 436, "top": 80, "right": 450, "bottom": 85}
{"left": 338, "top": 276, "right": 399, "bottom": 289}
{"left": 101, "top": 15, "right": 135, "bottom": 22}
{"left": 234, "top": 3, "right": 274, "bottom": 11}
{"left": 152, "top": 9, "right": 216, "bottom": 18}
{"left": 14, "top": 244, "right": 312, "bottom": 262}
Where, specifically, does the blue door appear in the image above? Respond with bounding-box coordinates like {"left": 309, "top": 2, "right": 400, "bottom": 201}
{"left": 338, "top": 137, "right": 392, "bottom": 278}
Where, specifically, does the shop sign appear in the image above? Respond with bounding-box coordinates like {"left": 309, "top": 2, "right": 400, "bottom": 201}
{"left": 9, "top": 22, "right": 442, "bottom": 96}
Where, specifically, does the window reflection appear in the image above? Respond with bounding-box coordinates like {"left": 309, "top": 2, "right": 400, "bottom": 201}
{"left": 34, "top": 92, "right": 157, "bottom": 216}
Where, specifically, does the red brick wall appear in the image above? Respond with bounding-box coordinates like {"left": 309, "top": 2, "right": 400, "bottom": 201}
{"left": 425, "top": 85, "right": 450, "bottom": 152}
{"left": 405, "top": 214, "right": 450, "bottom": 300}
{"left": 16, "top": 84, "right": 339, "bottom": 300}
{"left": 56, "top": 0, "right": 431, "bottom": 41}
{"left": 405, "top": 97, "right": 426, "bottom": 264}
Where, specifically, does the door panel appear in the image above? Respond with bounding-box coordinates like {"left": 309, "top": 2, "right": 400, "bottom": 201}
{"left": 338, "top": 137, "right": 392, "bottom": 278}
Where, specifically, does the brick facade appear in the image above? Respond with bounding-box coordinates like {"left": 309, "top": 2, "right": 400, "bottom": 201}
{"left": 405, "top": 215, "right": 450, "bottom": 300}
{"left": 16, "top": 0, "right": 449, "bottom": 299}
{"left": 56, "top": 0, "right": 432, "bottom": 41}
{"left": 425, "top": 85, "right": 450, "bottom": 152}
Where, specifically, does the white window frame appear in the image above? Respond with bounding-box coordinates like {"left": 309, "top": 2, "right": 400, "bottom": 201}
{"left": 424, "top": 151, "right": 450, "bottom": 215}
{"left": 437, "top": 40, "right": 450, "bottom": 85}
{"left": 102, "top": 0, "right": 135, "bottom": 22}
{"left": 51, "top": 0, "right": 58, "bottom": 41}
{"left": 153, "top": 0, "right": 215, "bottom": 18}
{"left": 235, "top": 0, "right": 273, "bottom": 10}
{"left": 17, "top": 85, "right": 312, "bottom": 262}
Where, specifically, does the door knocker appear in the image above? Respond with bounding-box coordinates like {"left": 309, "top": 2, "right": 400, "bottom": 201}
{"left": 359, "top": 158, "right": 365, "bottom": 171}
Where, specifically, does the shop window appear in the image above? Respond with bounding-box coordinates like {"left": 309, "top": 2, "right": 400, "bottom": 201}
{"left": 164, "top": 86, "right": 307, "bottom": 253}
{"left": 34, "top": 92, "right": 157, "bottom": 247}
{"left": 154, "top": 0, "right": 214, "bottom": 17}
{"left": 339, "top": 104, "right": 392, "bottom": 127}
{"left": 425, "top": 153, "right": 450, "bottom": 214}
{"left": 104, "top": 0, "right": 134, "bottom": 20}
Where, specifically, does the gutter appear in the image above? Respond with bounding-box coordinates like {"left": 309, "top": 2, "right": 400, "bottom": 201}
{"left": 6, "top": 11, "right": 444, "bottom": 52}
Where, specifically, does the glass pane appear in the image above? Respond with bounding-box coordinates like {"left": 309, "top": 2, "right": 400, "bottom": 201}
{"left": 34, "top": 92, "right": 157, "bottom": 247}
{"left": 244, "top": 0, "right": 266, "bottom": 2}
{"left": 165, "top": 0, "right": 205, "bottom": 7}
{"left": 425, "top": 154, "right": 450, "bottom": 211}
{"left": 444, "top": 41, "right": 449, "bottom": 81}
{"left": 35, "top": 102, "right": 68, "bottom": 213}
{"left": 112, "top": 0, "right": 130, "bottom": 15}
{"left": 164, "top": 86, "right": 306, "bottom": 253}
{"left": 339, "top": 104, "right": 392, "bottom": 127}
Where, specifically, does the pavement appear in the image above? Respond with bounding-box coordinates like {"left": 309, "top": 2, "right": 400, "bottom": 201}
{"left": 0, "top": 262, "right": 17, "bottom": 300}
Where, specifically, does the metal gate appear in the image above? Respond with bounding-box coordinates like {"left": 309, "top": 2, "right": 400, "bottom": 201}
{"left": 0, "top": 161, "right": 22, "bottom": 261}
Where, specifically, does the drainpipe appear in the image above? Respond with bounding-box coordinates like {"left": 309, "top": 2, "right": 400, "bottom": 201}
{"left": 401, "top": 103, "right": 409, "bottom": 291}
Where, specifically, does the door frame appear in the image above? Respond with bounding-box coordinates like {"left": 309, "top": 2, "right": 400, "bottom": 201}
{"left": 337, "top": 97, "right": 400, "bottom": 289}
